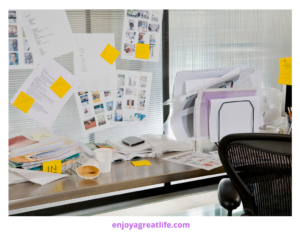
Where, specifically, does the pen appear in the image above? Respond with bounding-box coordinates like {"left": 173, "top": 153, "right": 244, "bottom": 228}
{"left": 287, "top": 107, "right": 292, "bottom": 123}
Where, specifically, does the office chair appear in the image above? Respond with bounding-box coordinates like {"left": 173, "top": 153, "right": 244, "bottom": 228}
{"left": 217, "top": 133, "right": 292, "bottom": 216}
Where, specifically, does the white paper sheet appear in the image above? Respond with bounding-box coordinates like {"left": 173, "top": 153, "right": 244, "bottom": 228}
{"left": 9, "top": 168, "right": 68, "bottom": 185}
{"left": 8, "top": 10, "right": 36, "bottom": 69}
{"left": 21, "top": 10, "right": 77, "bottom": 63}
{"left": 10, "top": 59, "right": 81, "bottom": 128}
{"left": 209, "top": 96, "right": 261, "bottom": 142}
{"left": 74, "top": 34, "right": 117, "bottom": 91}
{"left": 120, "top": 9, "right": 163, "bottom": 62}
{"left": 112, "top": 70, "right": 152, "bottom": 126}
{"left": 75, "top": 90, "right": 114, "bottom": 134}
{"left": 184, "top": 78, "right": 217, "bottom": 94}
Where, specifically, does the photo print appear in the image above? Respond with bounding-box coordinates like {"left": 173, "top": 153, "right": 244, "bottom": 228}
{"left": 94, "top": 103, "right": 104, "bottom": 114}
{"left": 116, "top": 87, "right": 124, "bottom": 98}
{"left": 127, "top": 9, "right": 139, "bottom": 18}
{"left": 139, "top": 76, "right": 147, "bottom": 87}
{"left": 104, "top": 90, "right": 111, "bottom": 97}
{"left": 125, "top": 99, "right": 135, "bottom": 109}
{"left": 126, "top": 88, "right": 137, "bottom": 96}
{"left": 124, "top": 43, "right": 135, "bottom": 56}
{"left": 125, "top": 31, "right": 136, "bottom": 44}
{"left": 128, "top": 19, "right": 135, "bottom": 31}
{"left": 134, "top": 113, "right": 146, "bottom": 121}
{"left": 78, "top": 91, "right": 88, "bottom": 96}
{"left": 9, "top": 11, "right": 17, "bottom": 23}
{"left": 9, "top": 25, "right": 18, "bottom": 38}
{"left": 84, "top": 117, "right": 96, "bottom": 130}
{"left": 9, "top": 39, "right": 18, "bottom": 51}
{"left": 138, "top": 33, "right": 145, "bottom": 44}
{"left": 128, "top": 76, "right": 136, "bottom": 87}
{"left": 116, "top": 101, "right": 122, "bottom": 110}
{"left": 9, "top": 52, "right": 19, "bottom": 65}
{"left": 92, "top": 91, "right": 101, "bottom": 103}
{"left": 83, "top": 107, "right": 91, "bottom": 118}
{"left": 23, "top": 39, "right": 30, "bottom": 51}
{"left": 138, "top": 90, "right": 146, "bottom": 99}
{"left": 151, "top": 16, "right": 159, "bottom": 22}
{"left": 140, "top": 10, "right": 149, "bottom": 19}
{"left": 149, "top": 34, "right": 155, "bottom": 45}
{"left": 107, "top": 114, "right": 112, "bottom": 121}
{"left": 114, "top": 110, "right": 123, "bottom": 122}
{"left": 148, "top": 23, "right": 160, "bottom": 32}
{"left": 138, "top": 20, "right": 148, "bottom": 33}
{"left": 137, "top": 99, "right": 145, "bottom": 110}
{"left": 97, "top": 114, "right": 106, "bottom": 126}
{"left": 117, "top": 74, "right": 125, "bottom": 86}
{"left": 80, "top": 93, "right": 89, "bottom": 106}
{"left": 124, "top": 112, "right": 134, "bottom": 122}
{"left": 24, "top": 52, "right": 34, "bottom": 65}
{"left": 149, "top": 45, "right": 155, "bottom": 58}
{"left": 106, "top": 101, "right": 113, "bottom": 111}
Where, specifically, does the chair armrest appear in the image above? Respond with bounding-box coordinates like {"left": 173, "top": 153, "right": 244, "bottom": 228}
{"left": 218, "top": 178, "right": 241, "bottom": 211}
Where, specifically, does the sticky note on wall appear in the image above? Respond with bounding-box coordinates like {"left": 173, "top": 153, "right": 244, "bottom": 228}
{"left": 135, "top": 43, "right": 150, "bottom": 60}
{"left": 100, "top": 44, "right": 120, "bottom": 65}
{"left": 13, "top": 91, "right": 35, "bottom": 113}
{"left": 278, "top": 57, "right": 292, "bottom": 85}
{"left": 43, "top": 160, "right": 62, "bottom": 174}
{"left": 50, "top": 76, "right": 72, "bottom": 98}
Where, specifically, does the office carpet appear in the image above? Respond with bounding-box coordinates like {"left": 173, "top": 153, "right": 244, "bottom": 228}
{"left": 93, "top": 190, "right": 219, "bottom": 216}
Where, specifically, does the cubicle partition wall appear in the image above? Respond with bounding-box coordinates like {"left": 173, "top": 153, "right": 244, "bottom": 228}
{"left": 8, "top": 10, "right": 163, "bottom": 143}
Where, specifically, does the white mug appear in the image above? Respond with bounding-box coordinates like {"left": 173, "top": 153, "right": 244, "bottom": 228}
{"left": 94, "top": 148, "right": 113, "bottom": 173}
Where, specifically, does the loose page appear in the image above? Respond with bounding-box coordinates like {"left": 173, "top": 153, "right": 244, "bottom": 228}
{"left": 121, "top": 10, "right": 163, "bottom": 62}
{"left": 10, "top": 59, "right": 81, "bottom": 128}
{"left": 8, "top": 10, "right": 36, "bottom": 69}
{"left": 112, "top": 70, "right": 152, "bottom": 126}
{"left": 75, "top": 90, "right": 114, "bottom": 134}
{"left": 21, "top": 10, "right": 77, "bottom": 63}
{"left": 74, "top": 34, "right": 117, "bottom": 91}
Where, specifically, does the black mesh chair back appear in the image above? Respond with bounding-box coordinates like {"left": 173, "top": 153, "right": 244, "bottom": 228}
{"left": 218, "top": 133, "right": 292, "bottom": 216}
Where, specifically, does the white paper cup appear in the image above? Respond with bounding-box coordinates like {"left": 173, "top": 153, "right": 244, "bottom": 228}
{"left": 94, "top": 148, "right": 113, "bottom": 173}
{"left": 76, "top": 159, "right": 100, "bottom": 179}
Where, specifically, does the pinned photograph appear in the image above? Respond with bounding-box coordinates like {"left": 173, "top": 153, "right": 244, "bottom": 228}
{"left": 106, "top": 101, "right": 113, "bottom": 111}
{"left": 148, "top": 23, "right": 160, "bottom": 32}
{"left": 126, "top": 88, "right": 137, "bottom": 96}
{"left": 134, "top": 113, "right": 146, "bottom": 121}
{"left": 117, "top": 74, "right": 125, "bottom": 86}
{"left": 127, "top": 9, "right": 139, "bottom": 18}
{"left": 83, "top": 107, "right": 91, "bottom": 118}
{"left": 125, "top": 31, "right": 136, "bottom": 44}
{"left": 124, "top": 43, "right": 135, "bottom": 56}
{"left": 138, "top": 33, "right": 145, "bottom": 44}
{"left": 151, "top": 17, "right": 159, "bottom": 22}
{"left": 78, "top": 91, "right": 88, "bottom": 96}
{"left": 128, "top": 76, "right": 136, "bottom": 87}
{"left": 140, "top": 10, "right": 149, "bottom": 19}
{"left": 124, "top": 112, "right": 134, "bottom": 122}
{"left": 80, "top": 93, "right": 89, "bottom": 106}
{"left": 23, "top": 39, "right": 30, "bottom": 51}
{"left": 138, "top": 90, "right": 146, "bottom": 99}
{"left": 9, "top": 25, "right": 18, "bottom": 38}
{"left": 9, "top": 39, "right": 18, "bottom": 51}
{"left": 107, "top": 114, "right": 112, "bottom": 121}
{"left": 138, "top": 20, "right": 148, "bottom": 33}
{"left": 97, "top": 114, "right": 106, "bottom": 126}
{"left": 9, "top": 52, "right": 19, "bottom": 65}
{"left": 116, "top": 87, "right": 124, "bottom": 98}
{"left": 94, "top": 103, "right": 105, "bottom": 114}
{"left": 104, "top": 90, "right": 111, "bottom": 97}
{"left": 114, "top": 110, "right": 123, "bottom": 122}
{"left": 139, "top": 76, "right": 147, "bottom": 87}
{"left": 149, "top": 34, "right": 156, "bottom": 45}
{"left": 149, "top": 45, "right": 155, "bottom": 58}
{"left": 84, "top": 117, "right": 96, "bottom": 130}
{"left": 9, "top": 11, "right": 17, "bottom": 23}
{"left": 125, "top": 99, "right": 135, "bottom": 110}
{"left": 116, "top": 101, "right": 122, "bottom": 110}
{"left": 128, "top": 19, "right": 135, "bottom": 31}
{"left": 137, "top": 99, "right": 145, "bottom": 110}
{"left": 24, "top": 52, "right": 34, "bottom": 65}
{"left": 92, "top": 91, "right": 101, "bottom": 103}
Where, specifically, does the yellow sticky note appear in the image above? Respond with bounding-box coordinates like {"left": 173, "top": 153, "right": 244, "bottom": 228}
{"left": 131, "top": 160, "right": 152, "bottom": 167}
{"left": 50, "top": 76, "right": 72, "bottom": 98}
{"left": 100, "top": 44, "right": 120, "bottom": 65}
{"left": 135, "top": 43, "right": 150, "bottom": 60}
{"left": 13, "top": 91, "right": 35, "bottom": 114}
{"left": 43, "top": 160, "right": 62, "bottom": 174}
{"left": 278, "top": 57, "right": 292, "bottom": 85}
